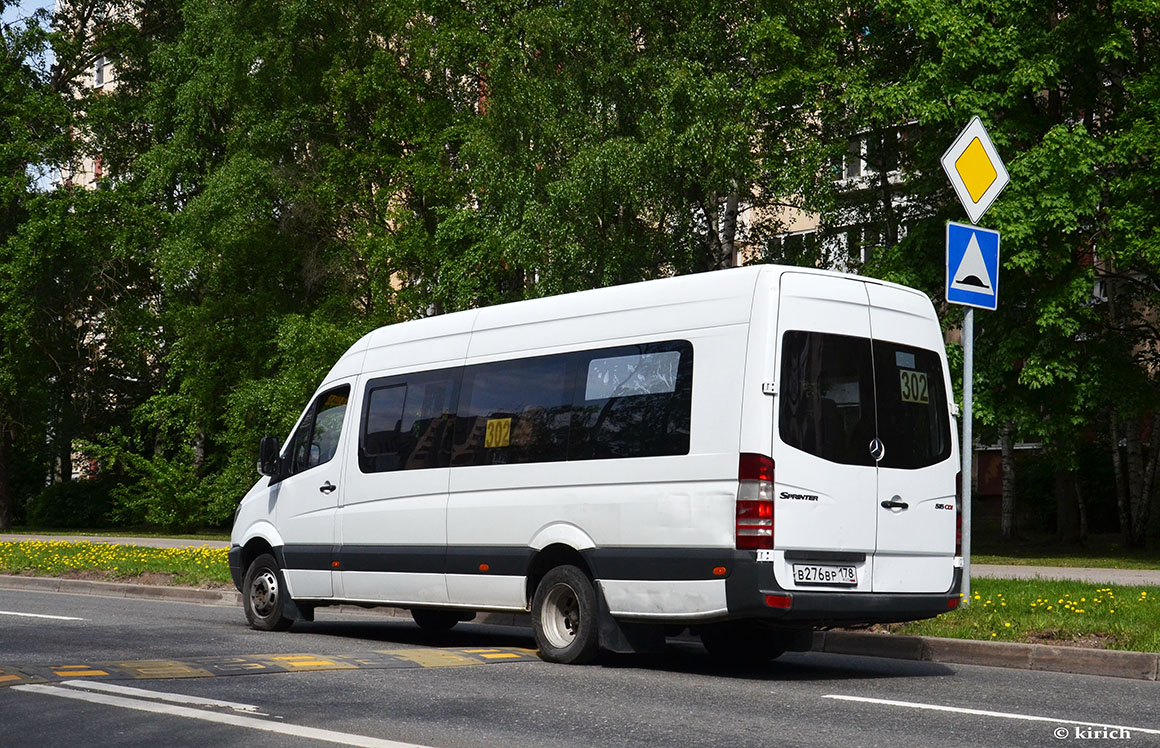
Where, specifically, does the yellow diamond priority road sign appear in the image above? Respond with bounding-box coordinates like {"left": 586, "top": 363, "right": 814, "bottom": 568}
{"left": 941, "top": 116, "right": 1009, "bottom": 224}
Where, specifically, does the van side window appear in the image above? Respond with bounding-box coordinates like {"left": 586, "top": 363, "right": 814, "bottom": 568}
{"left": 452, "top": 354, "right": 575, "bottom": 466}
{"left": 569, "top": 341, "right": 693, "bottom": 460}
{"left": 285, "top": 385, "right": 351, "bottom": 477}
{"left": 779, "top": 331, "right": 877, "bottom": 466}
{"left": 360, "top": 369, "right": 459, "bottom": 473}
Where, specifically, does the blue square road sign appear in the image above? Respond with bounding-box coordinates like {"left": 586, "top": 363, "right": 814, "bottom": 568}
{"left": 946, "top": 221, "right": 1000, "bottom": 310}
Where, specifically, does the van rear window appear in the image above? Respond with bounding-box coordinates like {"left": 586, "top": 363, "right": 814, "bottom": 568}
{"left": 779, "top": 332, "right": 877, "bottom": 467}
{"left": 779, "top": 331, "right": 950, "bottom": 469}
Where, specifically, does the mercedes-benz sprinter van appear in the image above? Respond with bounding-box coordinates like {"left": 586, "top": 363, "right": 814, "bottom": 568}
{"left": 229, "top": 265, "right": 962, "bottom": 664}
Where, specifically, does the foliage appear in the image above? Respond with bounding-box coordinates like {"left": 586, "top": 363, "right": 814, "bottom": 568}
{"left": 23, "top": 475, "right": 117, "bottom": 528}
{"left": 1, "top": 0, "right": 1159, "bottom": 541}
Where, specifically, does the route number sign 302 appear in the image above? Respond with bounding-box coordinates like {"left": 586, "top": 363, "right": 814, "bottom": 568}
{"left": 899, "top": 370, "right": 929, "bottom": 405}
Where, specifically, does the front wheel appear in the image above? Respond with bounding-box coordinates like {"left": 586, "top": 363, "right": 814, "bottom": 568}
{"left": 531, "top": 565, "right": 600, "bottom": 665}
{"left": 242, "top": 553, "right": 294, "bottom": 632}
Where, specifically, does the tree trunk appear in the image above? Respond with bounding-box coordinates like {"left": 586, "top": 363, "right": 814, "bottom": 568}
{"left": 1124, "top": 417, "right": 1147, "bottom": 547}
{"left": 719, "top": 183, "right": 740, "bottom": 269}
{"left": 1055, "top": 468, "right": 1080, "bottom": 544}
{"left": 1074, "top": 474, "right": 1088, "bottom": 544}
{"left": 1110, "top": 413, "right": 1133, "bottom": 547}
{"left": 1135, "top": 412, "right": 1160, "bottom": 544}
{"left": 1000, "top": 421, "right": 1017, "bottom": 540}
{"left": 0, "top": 420, "right": 12, "bottom": 530}
{"left": 193, "top": 431, "right": 206, "bottom": 476}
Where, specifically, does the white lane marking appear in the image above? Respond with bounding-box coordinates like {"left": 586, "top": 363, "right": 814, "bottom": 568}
{"left": 13, "top": 684, "right": 433, "bottom": 748}
{"left": 0, "top": 610, "right": 85, "bottom": 621}
{"left": 824, "top": 694, "right": 1160, "bottom": 735}
{"left": 59, "top": 680, "right": 263, "bottom": 713}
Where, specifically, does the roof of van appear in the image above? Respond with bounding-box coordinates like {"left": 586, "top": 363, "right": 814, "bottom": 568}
{"left": 323, "top": 264, "right": 931, "bottom": 383}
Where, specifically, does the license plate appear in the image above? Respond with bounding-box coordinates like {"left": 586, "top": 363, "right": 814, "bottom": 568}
{"left": 792, "top": 564, "right": 857, "bottom": 586}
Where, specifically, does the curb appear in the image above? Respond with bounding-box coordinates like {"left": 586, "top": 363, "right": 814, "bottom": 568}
{"left": 815, "top": 630, "right": 1159, "bottom": 682}
{"left": 3, "top": 575, "right": 1156, "bottom": 681}
{"left": 0, "top": 574, "right": 242, "bottom": 607}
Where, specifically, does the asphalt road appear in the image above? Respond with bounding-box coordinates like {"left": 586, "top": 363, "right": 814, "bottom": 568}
{"left": 1, "top": 589, "right": 1158, "bottom": 748}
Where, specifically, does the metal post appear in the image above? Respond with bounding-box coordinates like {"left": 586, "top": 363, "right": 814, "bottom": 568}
{"left": 961, "top": 308, "right": 973, "bottom": 603}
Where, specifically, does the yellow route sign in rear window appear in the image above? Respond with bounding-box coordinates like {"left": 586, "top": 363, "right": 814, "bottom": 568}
{"left": 484, "top": 417, "right": 512, "bottom": 448}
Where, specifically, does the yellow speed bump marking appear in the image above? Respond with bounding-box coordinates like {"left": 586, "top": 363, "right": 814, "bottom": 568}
{"left": 460, "top": 649, "right": 525, "bottom": 660}
{"left": 51, "top": 665, "right": 109, "bottom": 678}
{"left": 386, "top": 649, "right": 483, "bottom": 668}
{"left": 263, "top": 654, "right": 352, "bottom": 671}
{"left": 0, "top": 647, "right": 539, "bottom": 688}
{"left": 107, "top": 660, "right": 215, "bottom": 680}
{"left": 0, "top": 669, "right": 39, "bottom": 686}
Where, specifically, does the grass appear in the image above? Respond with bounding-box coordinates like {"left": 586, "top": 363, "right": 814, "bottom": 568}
{"left": 969, "top": 530, "right": 1160, "bottom": 570}
{"left": 972, "top": 553, "right": 1160, "bottom": 570}
{"left": 0, "top": 539, "right": 231, "bottom": 587}
{"left": 893, "top": 579, "right": 1160, "bottom": 653}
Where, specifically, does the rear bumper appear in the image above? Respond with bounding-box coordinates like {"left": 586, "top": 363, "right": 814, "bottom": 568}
{"left": 725, "top": 553, "right": 962, "bottom": 626}
{"left": 585, "top": 547, "right": 961, "bottom": 626}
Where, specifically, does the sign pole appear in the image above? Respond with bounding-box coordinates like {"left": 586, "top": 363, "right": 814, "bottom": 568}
{"left": 942, "top": 115, "right": 1007, "bottom": 608}
{"left": 961, "top": 308, "right": 973, "bottom": 603}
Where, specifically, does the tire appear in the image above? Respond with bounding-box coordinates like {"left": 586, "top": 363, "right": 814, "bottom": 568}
{"left": 411, "top": 608, "right": 464, "bottom": 634}
{"left": 531, "top": 565, "right": 600, "bottom": 665}
{"left": 242, "top": 553, "right": 294, "bottom": 632}
{"left": 699, "top": 621, "right": 785, "bottom": 667}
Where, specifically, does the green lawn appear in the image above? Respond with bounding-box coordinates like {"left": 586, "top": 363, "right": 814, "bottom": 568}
{"left": 0, "top": 539, "right": 231, "bottom": 587}
{"left": 894, "top": 578, "right": 1160, "bottom": 653}
{"left": 969, "top": 530, "right": 1160, "bottom": 570}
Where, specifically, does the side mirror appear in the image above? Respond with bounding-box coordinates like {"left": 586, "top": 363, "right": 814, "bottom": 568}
{"left": 257, "top": 435, "right": 282, "bottom": 477}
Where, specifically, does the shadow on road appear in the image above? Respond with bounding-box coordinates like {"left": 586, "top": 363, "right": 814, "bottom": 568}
{"left": 282, "top": 616, "right": 956, "bottom": 683}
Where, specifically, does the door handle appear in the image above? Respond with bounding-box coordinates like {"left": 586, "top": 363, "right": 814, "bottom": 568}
{"left": 319, "top": 481, "right": 337, "bottom": 494}
{"left": 881, "top": 496, "right": 908, "bottom": 510}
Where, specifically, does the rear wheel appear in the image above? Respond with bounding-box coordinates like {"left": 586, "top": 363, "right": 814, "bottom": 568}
{"left": 242, "top": 553, "right": 294, "bottom": 632}
{"left": 532, "top": 565, "right": 600, "bottom": 665}
{"left": 699, "top": 621, "right": 785, "bottom": 666}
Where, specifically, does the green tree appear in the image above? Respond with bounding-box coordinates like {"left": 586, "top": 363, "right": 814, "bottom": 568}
{"left": 817, "top": 0, "right": 1160, "bottom": 546}
{"left": 453, "top": 0, "right": 842, "bottom": 300}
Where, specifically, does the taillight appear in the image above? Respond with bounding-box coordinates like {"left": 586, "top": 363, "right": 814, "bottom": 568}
{"left": 955, "top": 472, "right": 963, "bottom": 557}
{"left": 737, "top": 453, "right": 774, "bottom": 550}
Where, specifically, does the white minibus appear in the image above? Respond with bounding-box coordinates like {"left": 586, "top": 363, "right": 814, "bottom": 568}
{"left": 229, "top": 265, "right": 962, "bottom": 664}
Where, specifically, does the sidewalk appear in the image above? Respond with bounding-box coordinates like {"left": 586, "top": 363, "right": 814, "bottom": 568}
{"left": 970, "top": 563, "right": 1160, "bottom": 586}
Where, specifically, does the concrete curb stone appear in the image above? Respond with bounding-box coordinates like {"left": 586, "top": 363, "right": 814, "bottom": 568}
{"left": 3, "top": 574, "right": 1157, "bottom": 681}
{"left": 817, "top": 630, "right": 1159, "bottom": 681}
{"left": 0, "top": 574, "right": 241, "bottom": 606}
